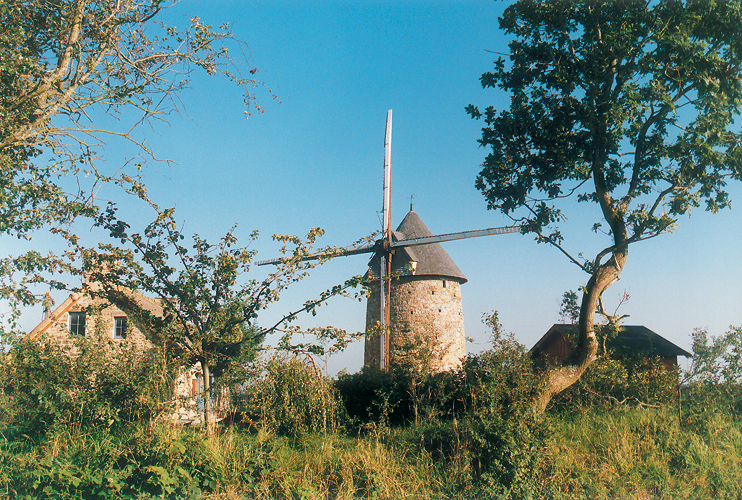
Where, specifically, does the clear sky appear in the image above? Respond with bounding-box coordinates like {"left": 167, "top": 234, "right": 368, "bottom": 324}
{"left": 5, "top": 0, "right": 742, "bottom": 374}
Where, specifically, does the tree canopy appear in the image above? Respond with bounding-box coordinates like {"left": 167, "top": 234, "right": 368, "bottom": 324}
{"left": 468, "top": 0, "right": 742, "bottom": 411}
{"left": 87, "top": 195, "right": 361, "bottom": 429}
{"left": 1, "top": 0, "right": 265, "bottom": 339}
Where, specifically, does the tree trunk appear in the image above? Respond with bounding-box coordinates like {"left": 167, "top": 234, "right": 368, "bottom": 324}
{"left": 201, "top": 362, "right": 213, "bottom": 434}
{"left": 534, "top": 246, "right": 628, "bottom": 413}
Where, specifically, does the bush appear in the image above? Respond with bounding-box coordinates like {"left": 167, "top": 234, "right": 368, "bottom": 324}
{"left": 550, "top": 354, "right": 680, "bottom": 412}
{"left": 339, "top": 312, "right": 548, "bottom": 496}
{"left": 238, "top": 354, "right": 343, "bottom": 437}
{"left": 335, "top": 364, "right": 412, "bottom": 431}
{"left": 1, "top": 336, "right": 178, "bottom": 433}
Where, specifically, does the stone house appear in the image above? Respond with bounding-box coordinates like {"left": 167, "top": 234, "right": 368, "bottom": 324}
{"left": 25, "top": 287, "right": 215, "bottom": 423}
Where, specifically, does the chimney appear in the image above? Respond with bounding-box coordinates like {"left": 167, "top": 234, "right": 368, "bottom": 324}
{"left": 42, "top": 292, "right": 54, "bottom": 321}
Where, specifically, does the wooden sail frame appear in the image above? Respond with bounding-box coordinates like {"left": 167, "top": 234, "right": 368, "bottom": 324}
{"left": 256, "top": 110, "right": 521, "bottom": 369}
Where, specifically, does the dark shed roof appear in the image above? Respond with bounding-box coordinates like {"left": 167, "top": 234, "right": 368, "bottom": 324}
{"left": 531, "top": 324, "right": 692, "bottom": 359}
{"left": 367, "top": 211, "right": 467, "bottom": 283}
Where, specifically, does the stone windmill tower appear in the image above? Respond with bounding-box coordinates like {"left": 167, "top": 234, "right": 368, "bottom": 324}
{"left": 256, "top": 110, "right": 520, "bottom": 371}
{"left": 363, "top": 209, "right": 468, "bottom": 371}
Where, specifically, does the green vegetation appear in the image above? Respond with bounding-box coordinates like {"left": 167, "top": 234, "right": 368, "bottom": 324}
{"left": 468, "top": 0, "right": 742, "bottom": 410}
{"left": 3, "top": 2, "right": 742, "bottom": 498}
{"left": 1, "top": 0, "right": 269, "bottom": 345}
{"left": 3, "top": 317, "right": 742, "bottom": 499}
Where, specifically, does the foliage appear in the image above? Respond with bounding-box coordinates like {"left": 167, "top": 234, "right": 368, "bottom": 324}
{"left": 0, "top": 0, "right": 267, "bottom": 342}
{"left": 0, "top": 423, "right": 451, "bottom": 500}
{"left": 239, "top": 354, "right": 344, "bottom": 437}
{"left": 685, "top": 325, "right": 742, "bottom": 384}
{"left": 335, "top": 364, "right": 411, "bottom": 431}
{"left": 550, "top": 354, "right": 680, "bottom": 412}
{"left": 0, "top": 335, "right": 177, "bottom": 433}
{"left": 681, "top": 325, "right": 742, "bottom": 420}
{"left": 543, "top": 407, "right": 742, "bottom": 499}
{"left": 337, "top": 312, "right": 547, "bottom": 496}
{"left": 87, "top": 195, "right": 360, "bottom": 430}
{"left": 4, "top": 402, "right": 742, "bottom": 499}
{"left": 3, "top": 324, "right": 742, "bottom": 498}
{"left": 559, "top": 289, "right": 580, "bottom": 324}
{"left": 468, "top": 0, "right": 742, "bottom": 409}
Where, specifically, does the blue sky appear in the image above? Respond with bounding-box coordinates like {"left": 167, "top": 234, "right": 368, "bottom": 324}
{"left": 5, "top": 0, "right": 742, "bottom": 374}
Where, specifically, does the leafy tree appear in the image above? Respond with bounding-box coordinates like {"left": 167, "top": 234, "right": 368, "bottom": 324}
{"left": 685, "top": 326, "right": 742, "bottom": 385}
{"left": 468, "top": 0, "right": 742, "bottom": 411}
{"left": 1, "top": 0, "right": 266, "bottom": 340}
{"left": 559, "top": 290, "right": 580, "bottom": 324}
{"left": 88, "top": 196, "right": 360, "bottom": 431}
{"left": 682, "top": 325, "right": 742, "bottom": 418}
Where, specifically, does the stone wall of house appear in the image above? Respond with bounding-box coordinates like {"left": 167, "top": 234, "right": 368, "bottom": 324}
{"left": 38, "top": 294, "right": 154, "bottom": 352}
{"left": 364, "top": 277, "right": 466, "bottom": 371}
{"left": 30, "top": 291, "right": 230, "bottom": 424}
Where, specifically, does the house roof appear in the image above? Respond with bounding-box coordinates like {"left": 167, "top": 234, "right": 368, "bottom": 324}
{"left": 26, "top": 293, "right": 84, "bottom": 342}
{"left": 366, "top": 210, "right": 467, "bottom": 283}
{"left": 531, "top": 324, "right": 692, "bottom": 358}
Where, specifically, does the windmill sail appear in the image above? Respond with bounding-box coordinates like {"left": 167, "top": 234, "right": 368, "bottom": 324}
{"left": 254, "top": 241, "right": 375, "bottom": 267}
{"left": 391, "top": 225, "right": 520, "bottom": 248}
{"left": 255, "top": 225, "right": 520, "bottom": 267}
{"left": 380, "top": 109, "right": 393, "bottom": 368}
{"left": 254, "top": 111, "right": 522, "bottom": 371}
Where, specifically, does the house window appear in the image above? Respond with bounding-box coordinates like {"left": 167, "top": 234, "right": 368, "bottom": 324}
{"left": 114, "top": 317, "right": 127, "bottom": 339}
{"left": 69, "top": 312, "right": 85, "bottom": 336}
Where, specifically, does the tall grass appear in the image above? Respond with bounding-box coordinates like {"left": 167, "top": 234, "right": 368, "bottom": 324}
{"left": 4, "top": 405, "right": 742, "bottom": 498}
{"left": 543, "top": 407, "right": 742, "bottom": 499}
{"left": 0, "top": 423, "right": 449, "bottom": 499}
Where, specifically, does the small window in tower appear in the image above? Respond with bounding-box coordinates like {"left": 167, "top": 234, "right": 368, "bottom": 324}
{"left": 443, "top": 280, "right": 447, "bottom": 288}
{"left": 431, "top": 290, "right": 435, "bottom": 295}
{"left": 438, "top": 309, "right": 442, "bottom": 313}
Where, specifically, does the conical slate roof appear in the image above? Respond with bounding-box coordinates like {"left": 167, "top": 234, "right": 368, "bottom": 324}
{"left": 367, "top": 211, "right": 467, "bottom": 283}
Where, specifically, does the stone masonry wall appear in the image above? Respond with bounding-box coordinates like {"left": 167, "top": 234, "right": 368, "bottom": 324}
{"left": 364, "top": 277, "right": 466, "bottom": 371}
{"left": 38, "top": 294, "right": 154, "bottom": 352}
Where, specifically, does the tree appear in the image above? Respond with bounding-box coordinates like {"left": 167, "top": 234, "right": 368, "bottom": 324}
{"left": 88, "top": 196, "right": 360, "bottom": 431}
{"left": 684, "top": 326, "right": 742, "bottom": 385}
{"left": 1, "top": 0, "right": 266, "bottom": 340}
{"left": 467, "top": 0, "right": 742, "bottom": 412}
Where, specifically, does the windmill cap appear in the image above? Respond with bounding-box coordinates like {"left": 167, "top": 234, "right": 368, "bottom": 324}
{"left": 367, "top": 210, "right": 468, "bottom": 283}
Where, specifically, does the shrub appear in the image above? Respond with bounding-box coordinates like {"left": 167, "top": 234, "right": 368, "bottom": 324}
{"left": 335, "top": 364, "right": 412, "bottom": 432}
{"left": 549, "top": 354, "right": 680, "bottom": 413}
{"left": 1, "top": 336, "right": 178, "bottom": 433}
{"left": 238, "top": 354, "right": 343, "bottom": 437}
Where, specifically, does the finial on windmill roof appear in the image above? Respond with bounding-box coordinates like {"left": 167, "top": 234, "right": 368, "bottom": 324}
{"left": 410, "top": 194, "right": 414, "bottom": 212}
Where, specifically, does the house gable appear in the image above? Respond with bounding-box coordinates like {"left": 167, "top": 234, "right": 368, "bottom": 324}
{"left": 24, "top": 289, "right": 161, "bottom": 353}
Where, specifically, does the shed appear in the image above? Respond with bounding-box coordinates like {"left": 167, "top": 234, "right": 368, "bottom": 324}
{"left": 531, "top": 324, "right": 692, "bottom": 369}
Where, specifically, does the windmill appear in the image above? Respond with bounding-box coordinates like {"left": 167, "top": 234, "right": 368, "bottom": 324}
{"left": 257, "top": 110, "right": 520, "bottom": 370}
